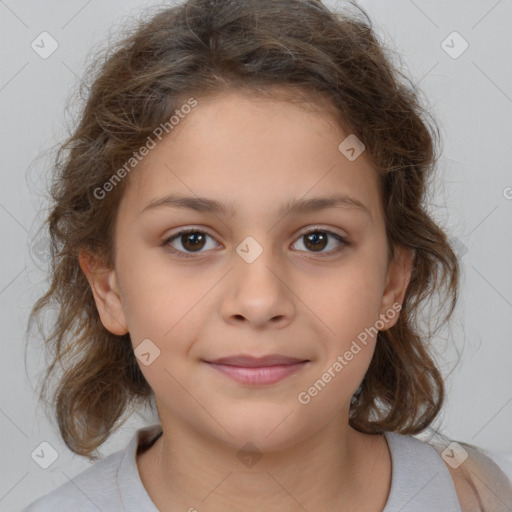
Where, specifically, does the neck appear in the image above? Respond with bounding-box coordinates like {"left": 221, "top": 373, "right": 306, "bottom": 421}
{"left": 137, "top": 411, "right": 391, "bottom": 512}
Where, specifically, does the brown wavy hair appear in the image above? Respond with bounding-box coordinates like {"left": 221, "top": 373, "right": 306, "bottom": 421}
{"left": 27, "top": 0, "right": 459, "bottom": 460}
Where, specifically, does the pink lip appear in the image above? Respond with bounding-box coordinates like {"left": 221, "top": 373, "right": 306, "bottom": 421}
{"left": 204, "top": 355, "right": 310, "bottom": 385}
{"left": 206, "top": 354, "right": 307, "bottom": 366}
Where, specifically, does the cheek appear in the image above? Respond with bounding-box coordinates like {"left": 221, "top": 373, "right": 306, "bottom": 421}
{"left": 304, "top": 254, "right": 386, "bottom": 400}
{"left": 315, "top": 259, "right": 386, "bottom": 341}
{"left": 119, "top": 266, "right": 209, "bottom": 401}
{"left": 296, "top": 277, "right": 381, "bottom": 414}
{"left": 116, "top": 245, "right": 205, "bottom": 349}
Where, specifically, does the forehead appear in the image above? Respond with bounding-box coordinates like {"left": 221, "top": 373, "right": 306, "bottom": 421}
{"left": 119, "top": 88, "right": 382, "bottom": 223}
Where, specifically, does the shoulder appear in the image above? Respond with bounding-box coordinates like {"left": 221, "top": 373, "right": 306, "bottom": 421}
{"left": 21, "top": 448, "right": 126, "bottom": 511}
{"left": 21, "top": 424, "right": 162, "bottom": 512}
{"left": 383, "top": 431, "right": 462, "bottom": 511}
{"left": 383, "top": 430, "right": 512, "bottom": 512}
{"left": 425, "top": 434, "right": 512, "bottom": 512}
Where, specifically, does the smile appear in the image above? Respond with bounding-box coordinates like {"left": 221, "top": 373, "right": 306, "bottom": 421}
{"left": 204, "top": 360, "right": 309, "bottom": 385}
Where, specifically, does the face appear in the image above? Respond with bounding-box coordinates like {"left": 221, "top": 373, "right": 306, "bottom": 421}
{"left": 81, "top": 87, "right": 413, "bottom": 452}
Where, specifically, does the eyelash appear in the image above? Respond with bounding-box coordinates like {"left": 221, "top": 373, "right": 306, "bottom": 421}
{"left": 162, "top": 226, "right": 349, "bottom": 259}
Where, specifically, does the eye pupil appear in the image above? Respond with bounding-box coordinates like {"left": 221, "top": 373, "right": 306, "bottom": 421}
{"left": 304, "top": 231, "right": 327, "bottom": 252}
{"left": 182, "top": 232, "right": 206, "bottom": 251}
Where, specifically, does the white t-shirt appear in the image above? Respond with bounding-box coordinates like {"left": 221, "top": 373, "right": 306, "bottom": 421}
{"left": 21, "top": 424, "right": 512, "bottom": 511}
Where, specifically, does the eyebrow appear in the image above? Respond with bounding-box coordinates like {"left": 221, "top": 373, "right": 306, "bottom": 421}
{"left": 140, "top": 192, "right": 372, "bottom": 219}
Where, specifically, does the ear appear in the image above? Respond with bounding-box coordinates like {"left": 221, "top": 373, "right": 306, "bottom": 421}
{"left": 378, "top": 245, "right": 415, "bottom": 330}
{"left": 78, "top": 248, "right": 128, "bottom": 335}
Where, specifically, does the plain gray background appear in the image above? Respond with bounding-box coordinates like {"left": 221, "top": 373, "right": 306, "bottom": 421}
{"left": 1, "top": 0, "right": 511, "bottom": 509}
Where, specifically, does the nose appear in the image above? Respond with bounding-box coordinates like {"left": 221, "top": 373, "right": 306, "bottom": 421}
{"left": 220, "top": 253, "right": 296, "bottom": 329}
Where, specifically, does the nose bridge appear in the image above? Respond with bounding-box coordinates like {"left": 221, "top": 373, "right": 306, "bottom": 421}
{"left": 233, "top": 233, "right": 282, "bottom": 295}
{"left": 220, "top": 233, "right": 294, "bottom": 326}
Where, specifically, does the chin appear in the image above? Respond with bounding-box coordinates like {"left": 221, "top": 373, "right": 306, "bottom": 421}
{"left": 206, "top": 408, "right": 311, "bottom": 454}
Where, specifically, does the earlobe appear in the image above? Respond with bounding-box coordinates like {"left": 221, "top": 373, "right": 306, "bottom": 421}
{"left": 379, "top": 245, "right": 415, "bottom": 330}
{"left": 78, "top": 248, "right": 129, "bottom": 336}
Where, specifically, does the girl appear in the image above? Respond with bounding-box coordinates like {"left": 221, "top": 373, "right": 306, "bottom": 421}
{"left": 23, "top": 0, "right": 512, "bottom": 510}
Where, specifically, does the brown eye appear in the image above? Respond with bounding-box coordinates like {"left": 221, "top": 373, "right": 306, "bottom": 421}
{"left": 303, "top": 231, "right": 328, "bottom": 252}
{"left": 180, "top": 231, "right": 207, "bottom": 252}
{"left": 164, "top": 229, "right": 218, "bottom": 257}
{"left": 291, "top": 228, "right": 348, "bottom": 256}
